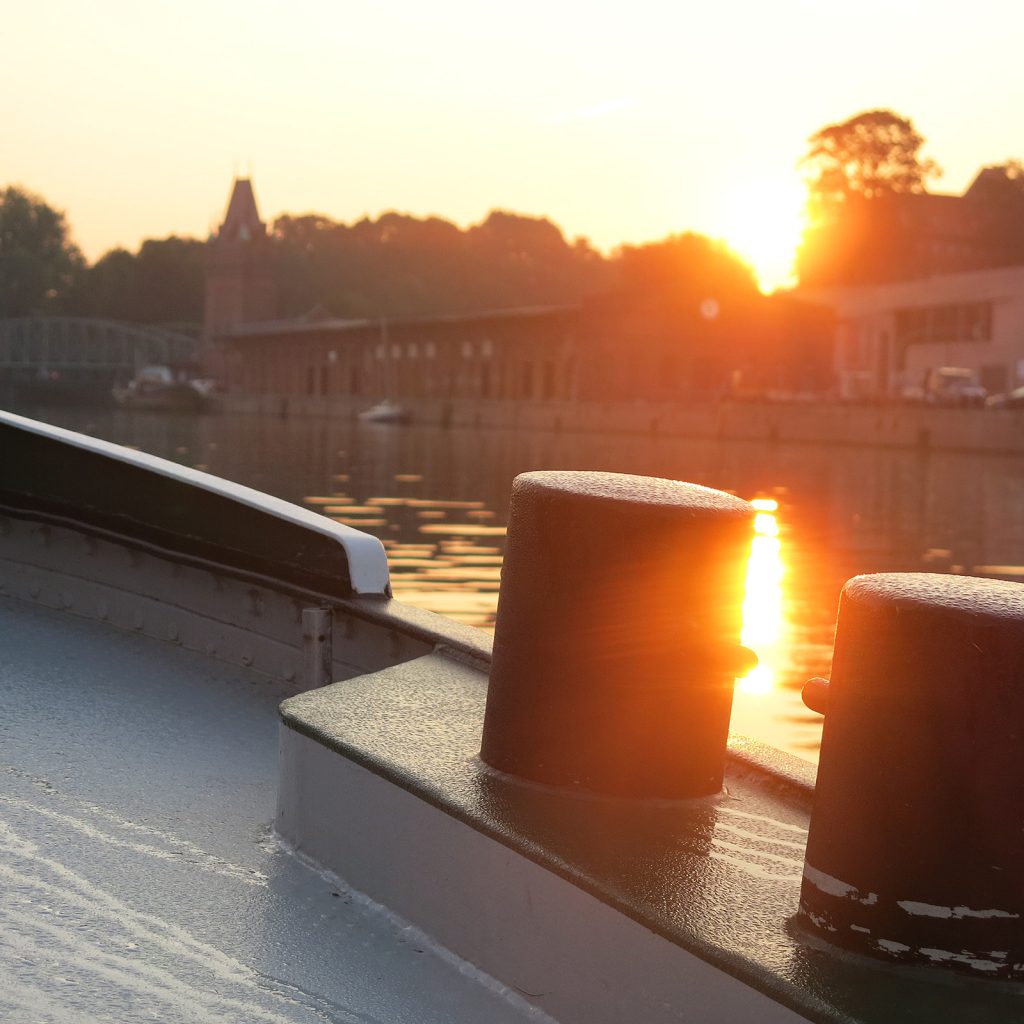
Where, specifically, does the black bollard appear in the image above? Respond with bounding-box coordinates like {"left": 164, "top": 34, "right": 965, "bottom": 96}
{"left": 799, "top": 573, "right": 1024, "bottom": 979}
{"left": 480, "top": 471, "right": 756, "bottom": 798}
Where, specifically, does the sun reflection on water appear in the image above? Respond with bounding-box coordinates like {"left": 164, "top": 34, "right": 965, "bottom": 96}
{"left": 738, "top": 497, "right": 785, "bottom": 695}
{"left": 306, "top": 486, "right": 791, "bottom": 663}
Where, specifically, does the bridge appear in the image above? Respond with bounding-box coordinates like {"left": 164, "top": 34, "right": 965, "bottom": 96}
{"left": 0, "top": 317, "right": 200, "bottom": 399}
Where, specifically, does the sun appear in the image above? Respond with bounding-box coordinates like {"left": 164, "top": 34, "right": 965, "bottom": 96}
{"left": 713, "top": 175, "right": 808, "bottom": 294}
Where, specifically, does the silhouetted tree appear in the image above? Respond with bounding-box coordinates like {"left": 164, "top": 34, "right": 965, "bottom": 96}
{"left": 0, "top": 186, "right": 83, "bottom": 317}
{"left": 271, "top": 209, "right": 606, "bottom": 318}
{"left": 610, "top": 233, "right": 758, "bottom": 309}
{"left": 802, "top": 109, "right": 941, "bottom": 212}
{"left": 797, "top": 111, "right": 942, "bottom": 286}
{"left": 74, "top": 236, "right": 205, "bottom": 324}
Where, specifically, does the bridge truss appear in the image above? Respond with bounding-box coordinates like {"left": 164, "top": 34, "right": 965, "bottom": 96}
{"left": 0, "top": 318, "right": 200, "bottom": 388}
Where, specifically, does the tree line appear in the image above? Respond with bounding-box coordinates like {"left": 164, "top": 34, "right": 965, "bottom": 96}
{"left": 0, "top": 189, "right": 759, "bottom": 325}
{"left": 0, "top": 182, "right": 828, "bottom": 328}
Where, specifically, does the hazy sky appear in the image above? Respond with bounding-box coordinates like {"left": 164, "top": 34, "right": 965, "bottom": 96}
{"left": 5, "top": 1, "right": 1024, "bottom": 289}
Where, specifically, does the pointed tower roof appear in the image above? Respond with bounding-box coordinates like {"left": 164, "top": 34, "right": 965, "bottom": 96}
{"left": 218, "top": 178, "right": 267, "bottom": 243}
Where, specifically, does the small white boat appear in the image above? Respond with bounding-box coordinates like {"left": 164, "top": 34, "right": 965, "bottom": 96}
{"left": 113, "top": 364, "right": 209, "bottom": 411}
{"left": 357, "top": 399, "right": 412, "bottom": 424}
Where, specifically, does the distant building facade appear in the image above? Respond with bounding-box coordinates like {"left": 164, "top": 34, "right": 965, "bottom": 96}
{"left": 217, "top": 306, "right": 579, "bottom": 403}
{"left": 203, "top": 178, "right": 833, "bottom": 404}
{"left": 806, "top": 265, "right": 1024, "bottom": 399}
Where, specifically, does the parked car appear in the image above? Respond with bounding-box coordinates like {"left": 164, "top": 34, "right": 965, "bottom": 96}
{"left": 921, "top": 367, "right": 987, "bottom": 406}
{"left": 985, "top": 385, "right": 1024, "bottom": 409}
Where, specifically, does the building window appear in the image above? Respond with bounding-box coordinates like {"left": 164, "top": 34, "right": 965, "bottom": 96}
{"left": 964, "top": 302, "right": 992, "bottom": 341}
{"left": 894, "top": 301, "right": 994, "bottom": 348}
{"left": 543, "top": 361, "right": 556, "bottom": 400}
{"left": 932, "top": 305, "right": 957, "bottom": 343}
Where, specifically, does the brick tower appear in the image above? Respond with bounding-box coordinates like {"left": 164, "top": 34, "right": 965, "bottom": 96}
{"left": 203, "top": 178, "right": 276, "bottom": 373}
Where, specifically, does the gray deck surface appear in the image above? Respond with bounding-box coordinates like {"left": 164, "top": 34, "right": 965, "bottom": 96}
{"left": 0, "top": 597, "right": 542, "bottom": 1024}
{"left": 282, "top": 655, "right": 1024, "bottom": 1024}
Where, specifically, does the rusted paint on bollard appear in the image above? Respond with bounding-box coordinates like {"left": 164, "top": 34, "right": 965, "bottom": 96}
{"left": 799, "top": 573, "right": 1024, "bottom": 979}
{"left": 480, "top": 471, "right": 756, "bottom": 799}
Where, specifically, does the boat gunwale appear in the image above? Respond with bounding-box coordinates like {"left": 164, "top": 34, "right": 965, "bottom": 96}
{"left": 0, "top": 498, "right": 493, "bottom": 668}
{"left": 0, "top": 409, "right": 390, "bottom": 594}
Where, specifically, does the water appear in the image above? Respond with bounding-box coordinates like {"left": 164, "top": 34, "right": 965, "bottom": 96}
{"left": 15, "top": 404, "right": 1024, "bottom": 764}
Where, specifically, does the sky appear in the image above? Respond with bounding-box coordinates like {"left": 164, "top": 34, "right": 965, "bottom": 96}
{"left": 5, "top": 0, "right": 1024, "bottom": 291}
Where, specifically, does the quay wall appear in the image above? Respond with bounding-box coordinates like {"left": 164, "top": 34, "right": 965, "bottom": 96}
{"left": 216, "top": 394, "right": 1024, "bottom": 456}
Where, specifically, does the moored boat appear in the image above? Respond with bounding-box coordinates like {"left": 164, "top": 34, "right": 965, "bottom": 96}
{"left": 112, "top": 364, "right": 211, "bottom": 411}
{"left": 0, "top": 409, "right": 1020, "bottom": 1023}
{"left": 357, "top": 399, "right": 412, "bottom": 424}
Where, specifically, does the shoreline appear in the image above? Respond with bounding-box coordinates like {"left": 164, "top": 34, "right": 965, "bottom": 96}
{"left": 214, "top": 394, "right": 1024, "bottom": 456}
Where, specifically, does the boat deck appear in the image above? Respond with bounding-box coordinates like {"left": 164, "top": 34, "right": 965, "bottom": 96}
{"left": 0, "top": 597, "right": 542, "bottom": 1024}
{"left": 278, "top": 650, "right": 1024, "bottom": 1024}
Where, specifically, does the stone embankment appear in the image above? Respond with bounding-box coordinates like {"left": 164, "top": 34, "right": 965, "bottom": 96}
{"left": 217, "top": 394, "right": 1024, "bottom": 455}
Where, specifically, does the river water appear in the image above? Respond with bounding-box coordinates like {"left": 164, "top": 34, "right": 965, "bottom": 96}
{"left": 16, "top": 404, "right": 1024, "bottom": 764}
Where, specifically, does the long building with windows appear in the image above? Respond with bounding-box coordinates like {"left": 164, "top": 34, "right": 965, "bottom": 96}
{"left": 216, "top": 305, "right": 580, "bottom": 405}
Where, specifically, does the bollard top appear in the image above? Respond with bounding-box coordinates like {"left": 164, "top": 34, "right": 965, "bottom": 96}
{"left": 512, "top": 471, "right": 752, "bottom": 520}
{"left": 843, "top": 572, "right": 1024, "bottom": 620}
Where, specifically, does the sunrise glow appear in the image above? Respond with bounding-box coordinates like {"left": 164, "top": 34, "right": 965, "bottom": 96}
{"left": 738, "top": 498, "right": 785, "bottom": 694}
{"left": 713, "top": 177, "right": 808, "bottom": 294}
{"left": 3, "top": 2, "right": 1018, "bottom": 265}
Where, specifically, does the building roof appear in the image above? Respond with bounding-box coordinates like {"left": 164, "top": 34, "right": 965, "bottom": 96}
{"left": 796, "top": 262, "right": 1024, "bottom": 316}
{"left": 218, "top": 178, "right": 267, "bottom": 243}
{"left": 218, "top": 303, "right": 578, "bottom": 341}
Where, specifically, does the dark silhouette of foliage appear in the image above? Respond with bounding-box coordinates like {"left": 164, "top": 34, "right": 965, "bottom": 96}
{"left": 797, "top": 111, "right": 944, "bottom": 287}
{"left": 271, "top": 209, "right": 607, "bottom": 318}
{"left": 609, "top": 233, "right": 758, "bottom": 309}
{"left": 72, "top": 236, "right": 205, "bottom": 325}
{"left": 0, "top": 186, "right": 83, "bottom": 317}
{"left": 802, "top": 109, "right": 941, "bottom": 211}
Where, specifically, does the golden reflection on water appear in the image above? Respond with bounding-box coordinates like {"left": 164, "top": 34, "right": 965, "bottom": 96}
{"left": 305, "top": 487, "right": 506, "bottom": 628}
{"left": 738, "top": 498, "right": 785, "bottom": 696}
{"left": 306, "top": 488, "right": 791, "bottom": 646}
{"left": 305, "top": 481, "right": 816, "bottom": 760}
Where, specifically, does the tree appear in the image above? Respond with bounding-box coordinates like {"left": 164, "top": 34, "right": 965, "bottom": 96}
{"left": 797, "top": 111, "right": 943, "bottom": 286}
{"left": 73, "top": 237, "right": 206, "bottom": 324}
{"left": 802, "top": 109, "right": 941, "bottom": 211}
{"left": 0, "top": 186, "right": 83, "bottom": 317}
{"left": 609, "top": 233, "right": 758, "bottom": 311}
{"left": 130, "top": 237, "right": 206, "bottom": 324}
{"left": 271, "top": 209, "right": 606, "bottom": 318}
